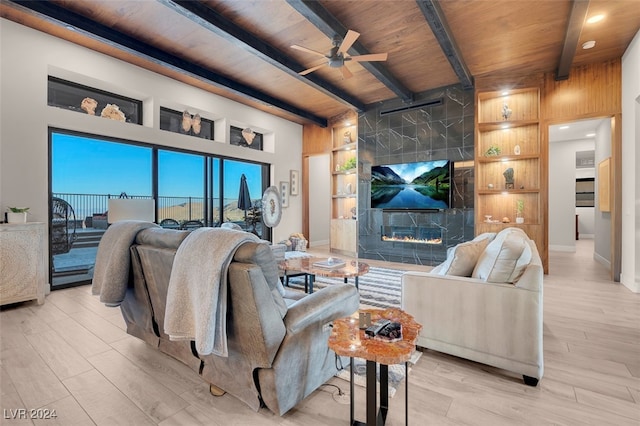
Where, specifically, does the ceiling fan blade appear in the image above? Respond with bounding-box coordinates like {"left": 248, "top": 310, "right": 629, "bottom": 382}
{"left": 338, "top": 30, "right": 360, "bottom": 55}
{"left": 291, "top": 44, "right": 326, "bottom": 58}
{"left": 349, "top": 53, "right": 388, "bottom": 62}
{"left": 340, "top": 66, "right": 353, "bottom": 79}
{"left": 299, "top": 63, "right": 328, "bottom": 76}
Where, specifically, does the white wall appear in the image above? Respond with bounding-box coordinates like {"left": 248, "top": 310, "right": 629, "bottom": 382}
{"left": 308, "top": 154, "right": 330, "bottom": 246}
{"left": 0, "top": 19, "right": 303, "bottom": 252}
{"left": 621, "top": 29, "right": 640, "bottom": 292}
{"left": 549, "top": 139, "right": 595, "bottom": 251}
{"left": 594, "top": 120, "right": 612, "bottom": 267}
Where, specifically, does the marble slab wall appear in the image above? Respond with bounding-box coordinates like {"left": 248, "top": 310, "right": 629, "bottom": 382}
{"left": 357, "top": 85, "right": 475, "bottom": 266}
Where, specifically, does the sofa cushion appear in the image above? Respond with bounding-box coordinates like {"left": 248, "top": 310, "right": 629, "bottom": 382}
{"left": 436, "top": 239, "right": 490, "bottom": 277}
{"left": 472, "top": 229, "right": 532, "bottom": 283}
{"left": 434, "top": 232, "right": 496, "bottom": 277}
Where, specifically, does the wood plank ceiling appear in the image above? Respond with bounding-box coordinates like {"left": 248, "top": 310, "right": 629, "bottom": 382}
{"left": 1, "top": 0, "right": 639, "bottom": 127}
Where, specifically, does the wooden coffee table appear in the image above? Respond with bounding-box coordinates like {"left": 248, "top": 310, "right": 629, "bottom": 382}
{"left": 279, "top": 257, "right": 369, "bottom": 293}
{"left": 329, "top": 308, "right": 422, "bottom": 426}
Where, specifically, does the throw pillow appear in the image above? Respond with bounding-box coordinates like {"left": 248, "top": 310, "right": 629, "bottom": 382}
{"left": 436, "top": 238, "right": 491, "bottom": 277}
{"left": 472, "top": 231, "right": 530, "bottom": 283}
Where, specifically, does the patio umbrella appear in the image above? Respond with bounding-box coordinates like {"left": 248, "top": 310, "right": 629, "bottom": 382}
{"left": 237, "top": 173, "right": 252, "bottom": 223}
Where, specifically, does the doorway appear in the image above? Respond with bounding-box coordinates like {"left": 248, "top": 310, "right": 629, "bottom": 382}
{"left": 548, "top": 118, "right": 611, "bottom": 268}
{"left": 308, "top": 154, "right": 330, "bottom": 247}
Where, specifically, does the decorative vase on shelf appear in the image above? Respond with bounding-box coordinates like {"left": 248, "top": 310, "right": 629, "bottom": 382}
{"left": 6, "top": 207, "right": 29, "bottom": 224}
{"left": 7, "top": 212, "right": 27, "bottom": 224}
{"left": 515, "top": 199, "right": 525, "bottom": 224}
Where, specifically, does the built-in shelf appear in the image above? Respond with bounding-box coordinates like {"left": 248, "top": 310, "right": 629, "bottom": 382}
{"left": 475, "top": 87, "right": 544, "bottom": 254}
{"left": 330, "top": 113, "right": 358, "bottom": 256}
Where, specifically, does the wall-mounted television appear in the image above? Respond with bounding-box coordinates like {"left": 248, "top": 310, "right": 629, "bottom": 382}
{"left": 371, "top": 160, "right": 452, "bottom": 210}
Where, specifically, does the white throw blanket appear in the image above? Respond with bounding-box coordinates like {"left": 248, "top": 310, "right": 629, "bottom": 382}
{"left": 91, "top": 221, "right": 159, "bottom": 306}
{"left": 164, "top": 227, "right": 259, "bottom": 357}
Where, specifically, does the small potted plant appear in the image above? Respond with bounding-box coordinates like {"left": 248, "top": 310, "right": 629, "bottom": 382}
{"left": 515, "top": 199, "right": 525, "bottom": 224}
{"left": 7, "top": 207, "right": 29, "bottom": 224}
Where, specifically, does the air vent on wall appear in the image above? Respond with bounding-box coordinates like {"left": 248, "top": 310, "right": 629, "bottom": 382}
{"left": 379, "top": 98, "right": 443, "bottom": 116}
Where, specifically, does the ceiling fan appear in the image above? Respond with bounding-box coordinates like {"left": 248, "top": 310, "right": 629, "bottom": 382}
{"left": 292, "top": 30, "right": 388, "bottom": 79}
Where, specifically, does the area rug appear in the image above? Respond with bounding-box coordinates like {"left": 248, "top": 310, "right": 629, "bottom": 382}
{"left": 335, "top": 351, "right": 422, "bottom": 398}
{"left": 285, "top": 266, "right": 404, "bottom": 309}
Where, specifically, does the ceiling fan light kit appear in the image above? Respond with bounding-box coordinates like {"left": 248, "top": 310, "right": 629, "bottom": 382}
{"left": 293, "top": 30, "right": 388, "bottom": 78}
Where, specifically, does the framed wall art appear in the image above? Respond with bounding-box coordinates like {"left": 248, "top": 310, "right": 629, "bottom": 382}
{"left": 280, "top": 181, "right": 290, "bottom": 207}
{"left": 290, "top": 170, "right": 299, "bottom": 195}
{"left": 598, "top": 157, "right": 611, "bottom": 212}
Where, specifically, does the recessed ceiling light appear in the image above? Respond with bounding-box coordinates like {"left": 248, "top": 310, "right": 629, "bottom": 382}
{"left": 586, "top": 133, "right": 596, "bottom": 137}
{"left": 582, "top": 40, "right": 596, "bottom": 50}
{"left": 501, "top": 91, "right": 509, "bottom": 96}
{"left": 587, "top": 14, "right": 605, "bottom": 24}
{"left": 559, "top": 126, "right": 570, "bottom": 130}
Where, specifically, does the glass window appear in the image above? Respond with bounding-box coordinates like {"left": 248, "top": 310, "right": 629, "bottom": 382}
{"left": 158, "top": 150, "right": 206, "bottom": 227}
{"left": 160, "top": 107, "right": 214, "bottom": 140}
{"left": 50, "top": 130, "right": 269, "bottom": 289}
{"left": 48, "top": 76, "right": 142, "bottom": 124}
{"left": 223, "top": 159, "right": 264, "bottom": 235}
{"left": 50, "top": 132, "right": 152, "bottom": 288}
{"left": 230, "top": 126, "right": 263, "bottom": 150}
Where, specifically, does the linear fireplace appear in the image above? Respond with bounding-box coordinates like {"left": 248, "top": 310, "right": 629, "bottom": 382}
{"left": 381, "top": 226, "right": 443, "bottom": 245}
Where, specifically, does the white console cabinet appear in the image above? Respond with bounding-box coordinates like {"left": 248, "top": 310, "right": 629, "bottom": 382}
{"left": 0, "top": 222, "right": 46, "bottom": 306}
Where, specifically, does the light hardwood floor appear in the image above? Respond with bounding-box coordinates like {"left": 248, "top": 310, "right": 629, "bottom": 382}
{"left": 1, "top": 240, "right": 638, "bottom": 425}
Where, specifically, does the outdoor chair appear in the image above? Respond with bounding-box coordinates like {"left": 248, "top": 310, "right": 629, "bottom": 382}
{"left": 51, "top": 197, "right": 77, "bottom": 255}
{"left": 159, "top": 218, "right": 180, "bottom": 229}
{"left": 181, "top": 220, "right": 204, "bottom": 230}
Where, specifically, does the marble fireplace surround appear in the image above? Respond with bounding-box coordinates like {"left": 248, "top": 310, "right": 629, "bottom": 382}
{"left": 357, "top": 84, "right": 476, "bottom": 266}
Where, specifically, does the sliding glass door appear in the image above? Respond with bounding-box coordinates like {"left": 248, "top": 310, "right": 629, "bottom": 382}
{"left": 49, "top": 129, "right": 270, "bottom": 289}
{"left": 50, "top": 132, "right": 152, "bottom": 288}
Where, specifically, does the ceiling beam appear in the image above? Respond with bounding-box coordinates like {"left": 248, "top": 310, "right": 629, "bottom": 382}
{"left": 556, "top": 0, "right": 590, "bottom": 80}
{"left": 160, "top": 0, "right": 366, "bottom": 112}
{"left": 9, "top": 0, "right": 327, "bottom": 127}
{"left": 416, "top": 0, "right": 473, "bottom": 90}
{"left": 286, "top": 0, "right": 414, "bottom": 103}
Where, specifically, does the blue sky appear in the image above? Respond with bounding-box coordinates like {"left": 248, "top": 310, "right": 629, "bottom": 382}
{"left": 52, "top": 133, "right": 263, "bottom": 200}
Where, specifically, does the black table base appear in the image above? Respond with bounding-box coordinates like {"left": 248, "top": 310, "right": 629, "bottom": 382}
{"left": 349, "top": 358, "right": 409, "bottom": 426}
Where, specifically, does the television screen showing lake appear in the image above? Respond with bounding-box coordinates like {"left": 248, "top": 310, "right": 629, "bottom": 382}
{"left": 370, "top": 161, "right": 451, "bottom": 209}
{"left": 371, "top": 185, "right": 448, "bottom": 209}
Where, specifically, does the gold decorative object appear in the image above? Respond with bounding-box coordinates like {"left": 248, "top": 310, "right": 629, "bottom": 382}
{"left": 180, "top": 111, "right": 202, "bottom": 134}
{"left": 502, "top": 217, "right": 511, "bottom": 223}
{"left": 100, "top": 103, "right": 126, "bottom": 122}
{"left": 80, "top": 97, "right": 98, "bottom": 115}
{"left": 501, "top": 102, "right": 512, "bottom": 120}
{"left": 242, "top": 127, "right": 256, "bottom": 145}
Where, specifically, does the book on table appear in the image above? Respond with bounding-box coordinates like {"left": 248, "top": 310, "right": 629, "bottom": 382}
{"left": 312, "top": 258, "right": 346, "bottom": 269}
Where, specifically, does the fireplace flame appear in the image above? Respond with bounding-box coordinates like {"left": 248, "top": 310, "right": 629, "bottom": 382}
{"left": 381, "top": 235, "right": 442, "bottom": 245}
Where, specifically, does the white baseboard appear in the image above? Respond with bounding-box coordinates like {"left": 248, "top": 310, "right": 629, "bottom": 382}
{"left": 620, "top": 273, "right": 640, "bottom": 293}
{"left": 578, "top": 234, "right": 594, "bottom": 239}
{"left": 309, "top": 239, "right": 329, "bottom": 247}
{"left": 549, "top": 245, "right": 576, "bottom": 252}
{"left": 593, "top": 252, "right": 611, "bottom": 270}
